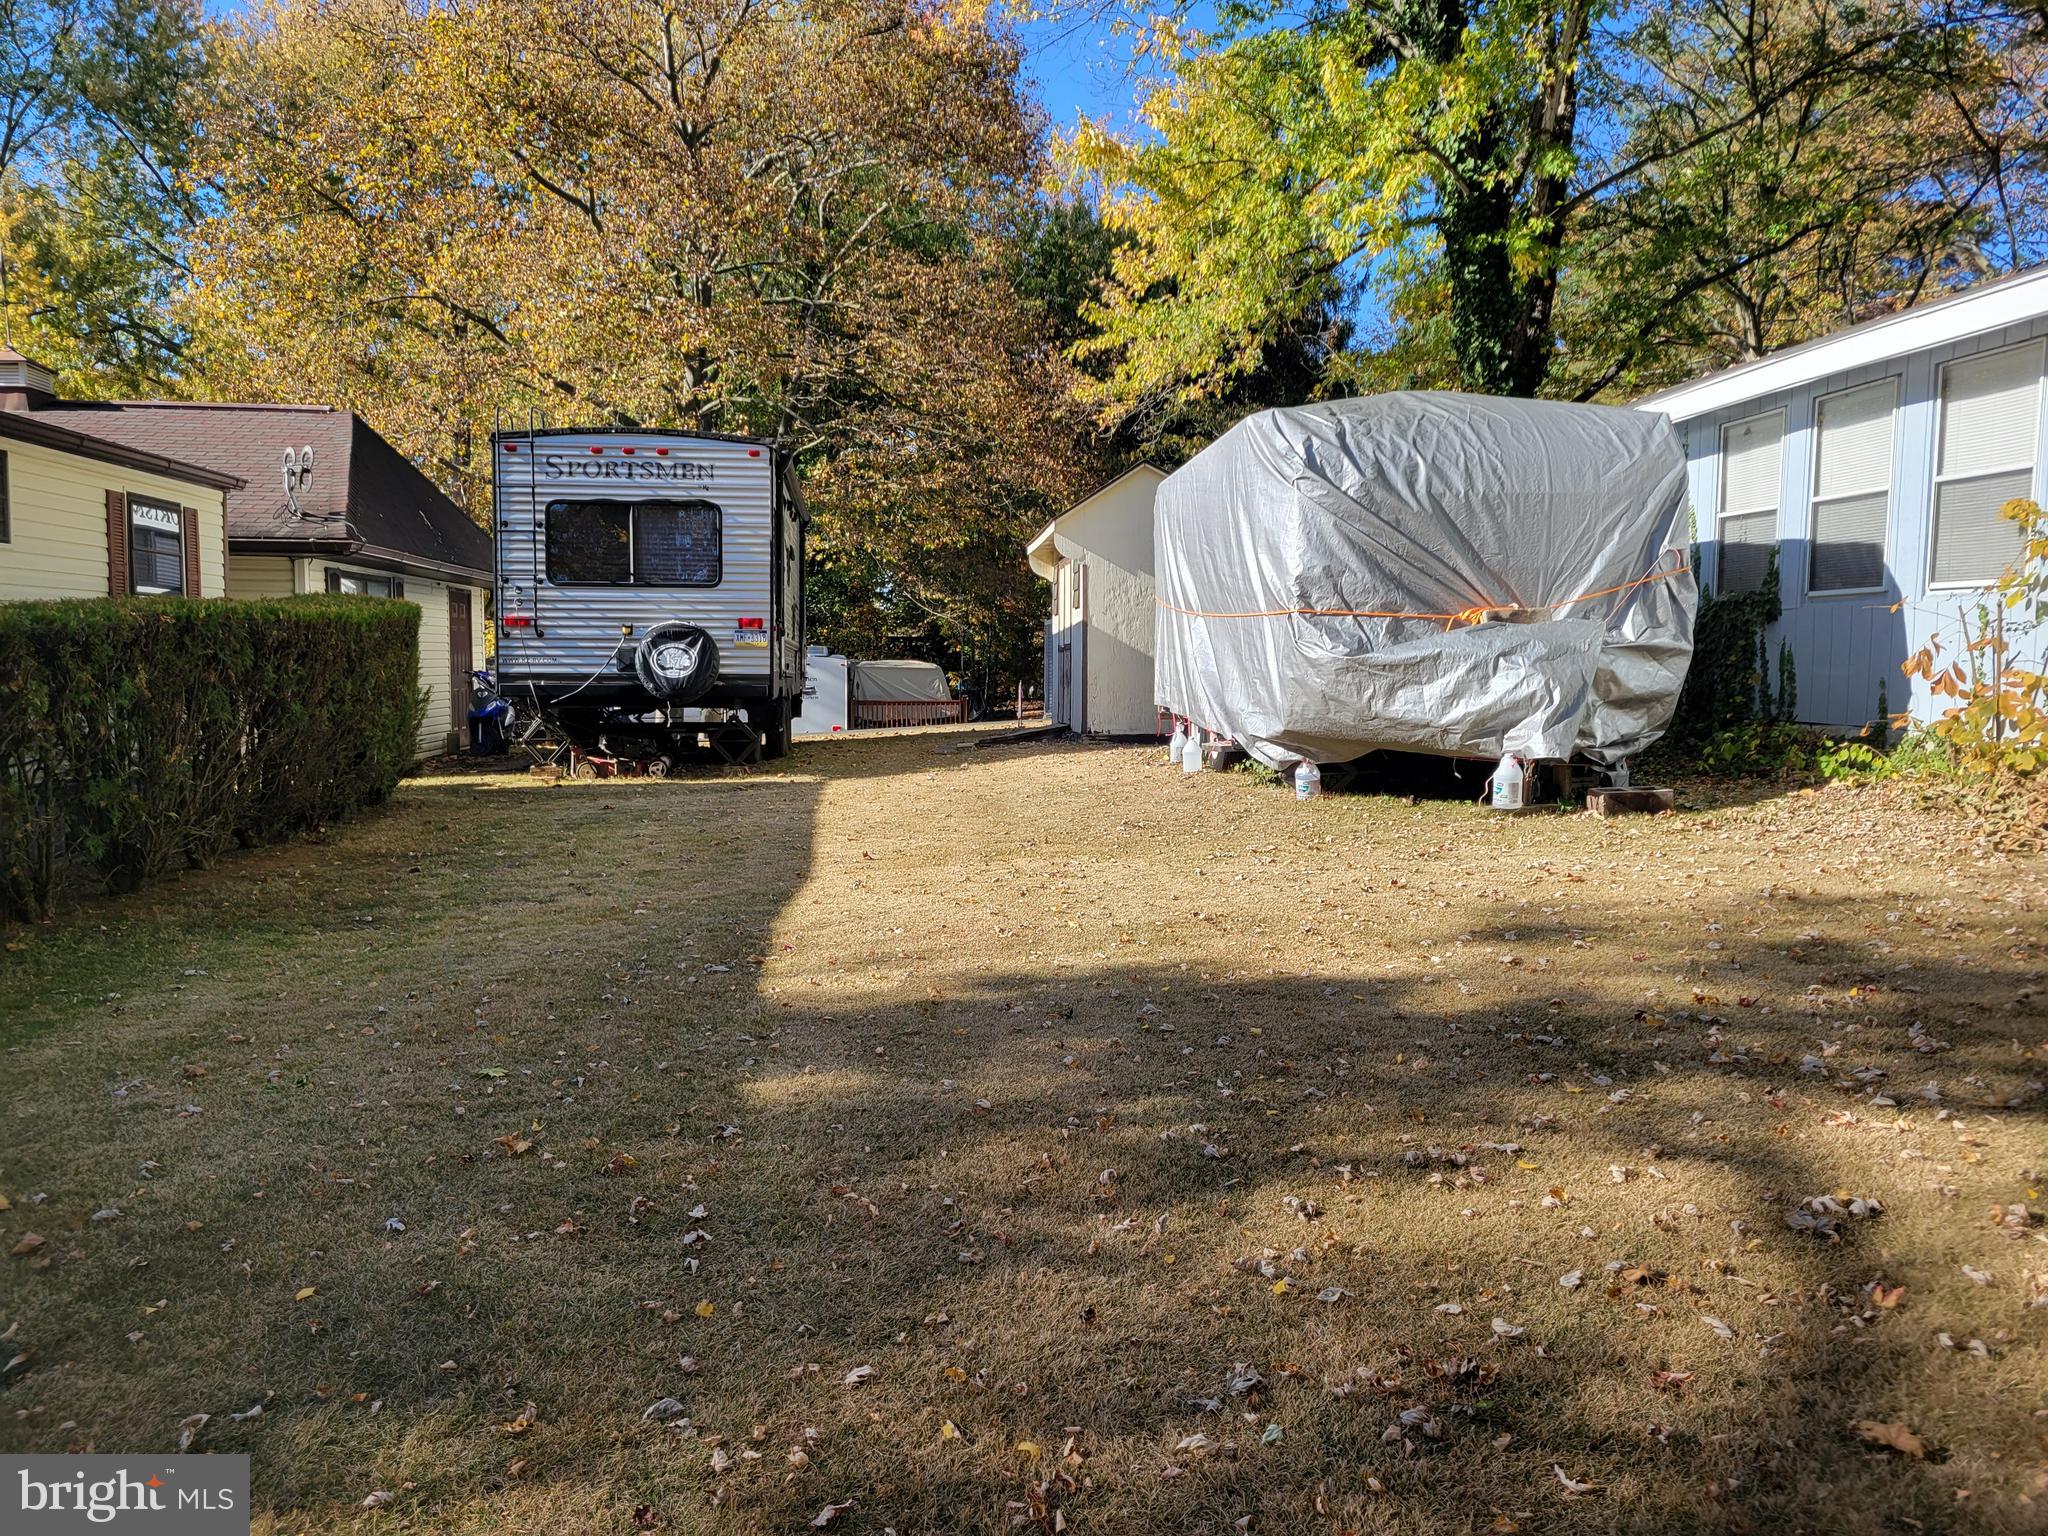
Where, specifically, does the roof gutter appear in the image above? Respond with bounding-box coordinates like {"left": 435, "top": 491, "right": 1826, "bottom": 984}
{"left": 229, "top": 534, "right": 492, "bottom": 586}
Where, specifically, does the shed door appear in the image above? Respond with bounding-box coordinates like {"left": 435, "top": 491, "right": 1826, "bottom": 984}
{"left": 449, "top": 589, "right": 474, "bottom": 747}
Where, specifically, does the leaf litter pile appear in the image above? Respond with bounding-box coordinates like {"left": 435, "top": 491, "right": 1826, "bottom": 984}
{"left": 1, "top": 735, "right": 2045, "bottom": 1533}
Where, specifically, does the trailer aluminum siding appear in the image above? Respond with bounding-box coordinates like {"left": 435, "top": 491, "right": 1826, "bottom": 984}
{"left": 492, "top": 431, "right": 791, "bottom": 697}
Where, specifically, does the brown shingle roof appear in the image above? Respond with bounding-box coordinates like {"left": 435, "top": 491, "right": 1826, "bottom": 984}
{"left": 15, "top": 400, "right": 492, "bottom": 580}
{"left": 0, "top": 409, "right": 242, "bottom": 491}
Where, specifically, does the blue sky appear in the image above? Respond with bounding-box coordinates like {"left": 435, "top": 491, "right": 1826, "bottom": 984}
{"left": 1009, "top": 11, "right": 1150, "bottom": 135}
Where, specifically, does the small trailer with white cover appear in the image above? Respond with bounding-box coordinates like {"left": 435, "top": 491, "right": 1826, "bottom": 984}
{"left": 1154, "top": 393, "right": 1697, "bottom": 804}
{"left": 492, "top": 427, "right": 805, "bottom": 766}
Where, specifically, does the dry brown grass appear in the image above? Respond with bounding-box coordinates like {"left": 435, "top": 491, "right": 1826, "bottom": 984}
{"left": 3, "top": 730, "right": 2045, "bottom": 1535}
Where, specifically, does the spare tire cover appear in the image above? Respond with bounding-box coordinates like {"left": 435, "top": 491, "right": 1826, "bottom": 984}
{"left": 635, "top": 623, "right": 719, "bottom": 703}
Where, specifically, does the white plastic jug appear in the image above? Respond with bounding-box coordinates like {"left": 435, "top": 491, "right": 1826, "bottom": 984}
{"left": 1181, "top": 729, "right": 1205, "bottom": 773}
{"left": 1168, "top": 721, "right": 1187, "bottom": 765}
{"left": 1294, "top": 760, "right": 1322, "bottom": 800}
{"left": 1490, "top": 754, "right": 1526, "bottom": 811}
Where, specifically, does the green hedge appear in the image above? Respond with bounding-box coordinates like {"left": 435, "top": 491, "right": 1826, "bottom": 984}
{"left": 0, "top": 596, "right": 423, "bottom": 921}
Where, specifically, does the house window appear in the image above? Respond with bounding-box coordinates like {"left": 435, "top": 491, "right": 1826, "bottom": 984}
{"left": 1717, "top": 410, "right": 1783, "bottom": 596}
{"left": 1932, "top": 338, "right": 2044, "bottom": 586}
{"left": 1807, "top": 378, "right": 1896, "bottom": 594}
{"left": 325, "top": 568, "right": 405, "bottom": 598}
{"left": 128, "top": 497, "right": 184, "bottom": 595}
{"left": 545, "top": 498, "right": 722, "bottom": 585}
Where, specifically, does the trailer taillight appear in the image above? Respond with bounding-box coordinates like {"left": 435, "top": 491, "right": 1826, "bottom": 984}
{"left": 737, "top": 617, "right": 764, "bottom": 630}
{"left": 502, "top": 615, "right": 534, "bottom": 630}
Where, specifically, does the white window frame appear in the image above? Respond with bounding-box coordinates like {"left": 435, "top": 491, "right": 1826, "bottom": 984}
{"left": 326, "top": 566, "right": 405, "bottom": 599}
{"left": 1804, "top": 377, "right": 1897, "bottom": 598}
{"left": 1716, "top": 408, "right": 1784, "bottom": 596}
{"left": 127, "top": 495, "right": 185, "bottom": 596}
{"left": 1928, "top": 336, "right": 2044, "bottom": 592}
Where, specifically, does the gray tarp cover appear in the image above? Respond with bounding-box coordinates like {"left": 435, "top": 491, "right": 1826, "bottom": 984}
{"left": 1154, "top": 393, "right": 1695, "bottom": 768}
{"left": 852, "top": 660, "right": 953, "bottom": 703}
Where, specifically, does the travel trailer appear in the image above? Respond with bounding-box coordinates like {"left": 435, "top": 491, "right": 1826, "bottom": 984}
{"left": 492, "top": 427, "right": 806, "bottom": 762}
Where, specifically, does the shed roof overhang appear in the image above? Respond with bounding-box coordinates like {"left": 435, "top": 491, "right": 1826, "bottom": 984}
{"left": 1024, "top": 462, "right": 1166, "bottom": 581}
{"left": 1025, "top": 520, "right": 1064, "bottom": 580}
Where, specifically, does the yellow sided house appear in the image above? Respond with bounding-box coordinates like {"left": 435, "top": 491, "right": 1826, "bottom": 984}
{"left": 2, "top": 350, "right": 493, "bottom": 757}
{"left": 0, "top": 350, "right": 236, "bottom": 602}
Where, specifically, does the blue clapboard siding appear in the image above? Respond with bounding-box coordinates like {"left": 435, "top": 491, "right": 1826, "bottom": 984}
{"left": 1675, "top": 311, "right": 2048, "bottom": 730}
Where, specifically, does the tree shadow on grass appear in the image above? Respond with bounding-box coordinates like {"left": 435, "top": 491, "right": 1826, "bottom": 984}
{"left": 3, "top": 750, "right": 2040, "bottom": 1535}
{"left": 227, "top": 917, "right": 2042, "bottom": 1532}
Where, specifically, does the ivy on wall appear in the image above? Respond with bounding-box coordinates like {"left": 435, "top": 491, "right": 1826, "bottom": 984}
{"left": 1664, "top": 549, "right": 1784, "bottom": 751}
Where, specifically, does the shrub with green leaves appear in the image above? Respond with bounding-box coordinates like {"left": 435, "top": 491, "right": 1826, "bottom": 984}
{"left": 0, "top": 596, "right": 422, "bottom": 921}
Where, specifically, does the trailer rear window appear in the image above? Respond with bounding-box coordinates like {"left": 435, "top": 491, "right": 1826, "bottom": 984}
{"left": 545, "top": 499, "right": 721, "bottom": 586}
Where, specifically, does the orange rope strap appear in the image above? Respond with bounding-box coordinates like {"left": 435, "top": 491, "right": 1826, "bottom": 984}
{"left": 1154, "top": 558, "right": 1691, "bottom": 631}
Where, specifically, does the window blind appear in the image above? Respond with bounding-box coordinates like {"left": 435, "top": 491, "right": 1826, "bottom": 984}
{"left": 1938, "top": 341, "right": 2043, "bottom": 478}
{"left": 1721, "top": 413, "right": 1783, "bottom": 516}
{"left": 1718, "top": 509, "right": 1777, "bottom": 595}
{"left": 1809, "top": 380, "right": 1894, "bottom": 593}
{"left": 1933, "top": 468, "right": 2030, "bottom": 586}
{"left": 1934, "top": 341, "right": 2041, "bottom": 584}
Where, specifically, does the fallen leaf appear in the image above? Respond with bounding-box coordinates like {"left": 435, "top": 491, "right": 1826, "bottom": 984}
{"left": 11, "top": 1233, "right": 47, "bottom": 1258}
{"left": 1702, "top": 1316, "right": 1735, "bottom": 1340}
{"left": 175, "top": 1413, "right": 209, "bottom": 1451}
{"left": 1553, "top": 1466, "right": 1602, "bottom": 1496}
{"left": 810, "top": 1499, "right": 855, "bottom": 1527}
{"left": 361, "top": 1490, "right": 393, "bottom": 1510}
{"left": 1853, "top": 1419, "right": 1928, "bottom": 1458}
{"left": 294, "top": 1286, "right": 317, "bottom": 1302}
{"left": 843, "top": 1365, "right": 875, "bottom": 1387}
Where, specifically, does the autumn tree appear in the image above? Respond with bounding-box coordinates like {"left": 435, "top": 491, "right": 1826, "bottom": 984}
{"left": 183, "top": 0, "right": 1092, "bottom": 684}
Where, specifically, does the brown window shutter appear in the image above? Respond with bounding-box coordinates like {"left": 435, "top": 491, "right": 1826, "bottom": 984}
{"left": 106, "top": 489, "right": 128, "bottom": 595}
{"left": 181, "top": 506, "right": 201, "bottom": 597}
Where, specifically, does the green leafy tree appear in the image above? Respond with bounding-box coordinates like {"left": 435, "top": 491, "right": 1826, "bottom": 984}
{"left": 1059, "top": 0, "right": 2045, "bottom": 411}
{"left": 1555, "top": 0, "right": 2048, "bottom": 399}
{"left": 0, "top": 0, "right": 206, "bottom": 392}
